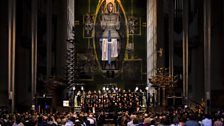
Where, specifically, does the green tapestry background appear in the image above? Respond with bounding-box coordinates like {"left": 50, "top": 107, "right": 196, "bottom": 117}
{"left": 74, "top": 0, "right": 147, "bottom": 90}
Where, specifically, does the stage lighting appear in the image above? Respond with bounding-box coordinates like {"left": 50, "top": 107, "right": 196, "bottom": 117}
{"left": 135, "top": 87, "right": 139, "bottom": 91}
{"left": 145, "top": 86, "right": 149, "bottom": 91}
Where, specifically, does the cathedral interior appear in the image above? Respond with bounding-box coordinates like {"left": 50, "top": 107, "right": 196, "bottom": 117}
{"left": 0, "top": 0, "right": 224, "bottom": 114}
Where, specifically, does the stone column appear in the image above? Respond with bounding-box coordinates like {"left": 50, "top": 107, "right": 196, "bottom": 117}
{"left": 147, "top": 0, "right": 157, "bottom": 98}
{"left": 31, "top": 0, "right": 37, "bottom": 105}
{"left": 169, "top": 0, "right": 174, "bottom": 76}
{"left": 67, "top": 0, "right": 74, "bottom": 41}
{"left": 203, "top": 0, "right": 211, "bottom": 114}
{"left": 66, "top": 0, "right": 75, "bottom": 86}
{"left": 182, "top": 0, "right": 189, "bottom": 104}
{"left": 8, "top": 0, "right": 16, "bottom": 113}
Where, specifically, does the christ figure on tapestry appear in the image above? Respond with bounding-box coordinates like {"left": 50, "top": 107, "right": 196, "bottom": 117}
{"left": 100, "top": 2, "right": 120, "bottom": 70}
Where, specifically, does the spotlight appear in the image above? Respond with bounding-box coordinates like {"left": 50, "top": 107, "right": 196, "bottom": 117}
{"left": 145, "top": 86, "right": 149, "bottom": 91}
{"left": 106, "top": 87, "right": 109, "bottom": 91}
{"left": 72, "top": 86, "right": 76, "bottom": 91}
{"left": 103, "top": 87, "right": 105, "bottom": 91}
{"left": 81, "top": 86, "right": 84, "bottom": 91}
{"left": 115, "top": 87, "right": 118, "bottom": 91}
{"left": 135, "top": 87, "right": 139, "bottom": 91}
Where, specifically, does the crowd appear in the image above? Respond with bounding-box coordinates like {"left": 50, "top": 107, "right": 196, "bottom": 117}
{"left": 0, "top": 106, "right": 224, "bottom": 126}
{"left": 0, "top": 88, "right": 224, "bottom": 126}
